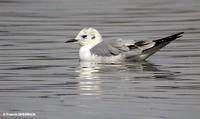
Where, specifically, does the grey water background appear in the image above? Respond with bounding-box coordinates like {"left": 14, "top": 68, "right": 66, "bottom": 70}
{"left": 0, "top": 0, "right": 200, "bottom": 119}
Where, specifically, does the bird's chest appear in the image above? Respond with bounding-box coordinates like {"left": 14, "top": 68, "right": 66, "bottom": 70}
{"left": 79, "top": 45, "right": 93, "bottom": 61}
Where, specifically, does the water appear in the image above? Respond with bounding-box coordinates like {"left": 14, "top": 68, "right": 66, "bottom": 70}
{"left": 0, "top": 0, "right": 200, "bottom": 119}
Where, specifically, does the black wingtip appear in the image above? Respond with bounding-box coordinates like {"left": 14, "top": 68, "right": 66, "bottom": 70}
{"left": 153, "top": 32, "right": 184, "bottom": 45}
{"left": 171, "top": 32, "right": 184, "bottom": 39}
{"left": 141, "top": 32, "right": 184, "bottom": 60}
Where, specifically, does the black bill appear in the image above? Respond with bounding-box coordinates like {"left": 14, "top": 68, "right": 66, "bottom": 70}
{"left": 65, "top": 39, "right": 78, "bottom": 43}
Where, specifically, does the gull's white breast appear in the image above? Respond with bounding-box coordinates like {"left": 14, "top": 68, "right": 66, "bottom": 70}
{"left": 79, "top": 45, "right": 94, "bottom": 61}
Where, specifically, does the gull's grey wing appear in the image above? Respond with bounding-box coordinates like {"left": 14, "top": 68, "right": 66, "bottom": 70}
{"left": 91, "top": 32, "right": 184, "bottom": 61}
{"left": 90, "top": 39, "right": 130, "bottom": 57}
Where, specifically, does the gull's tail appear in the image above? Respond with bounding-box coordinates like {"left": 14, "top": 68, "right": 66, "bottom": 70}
{"left": 137, "top": 32, "right": 184, "bottom": 60}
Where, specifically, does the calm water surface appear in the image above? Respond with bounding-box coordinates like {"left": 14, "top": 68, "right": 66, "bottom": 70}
{"left": 0, "top": 0, "right": 200, "bottom": 119}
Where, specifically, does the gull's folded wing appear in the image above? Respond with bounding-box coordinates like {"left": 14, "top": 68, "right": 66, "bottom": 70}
{"left": 90, "top": 39, "right": 129, "bottom": 57}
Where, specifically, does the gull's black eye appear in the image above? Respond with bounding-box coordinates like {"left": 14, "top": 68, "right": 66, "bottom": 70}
{"left": 82, "top": 35, "right": 87, "bottom": 38}
{"left": 91, "top": 36, "right": 95, "bottom": 39}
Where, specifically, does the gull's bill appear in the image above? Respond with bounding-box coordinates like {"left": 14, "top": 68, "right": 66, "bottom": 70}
{"left": 65, "top": 39, "right": 78, "bottom": 43}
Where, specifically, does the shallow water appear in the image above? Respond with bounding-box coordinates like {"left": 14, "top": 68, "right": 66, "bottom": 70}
{"left": 0, "top": 0, "right": 200, "bottom": 119}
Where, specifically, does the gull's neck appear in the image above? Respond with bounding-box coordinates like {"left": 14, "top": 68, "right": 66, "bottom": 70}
{"left": 79, "top": 45, "right": 94, "bottom": 61}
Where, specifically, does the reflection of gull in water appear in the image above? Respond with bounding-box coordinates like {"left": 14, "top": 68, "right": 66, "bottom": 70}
{"left": 76, "top": 62, "right": 101, "bottom": 80}
{"left": 75, "top": 61, "right": 161, "bottom": 96}
{"left": 59, "top": 61, "right": 177, "bottom": 103}
{"left": 76, "top": 62, "right": 102, "bottom": 96}
{"left": 66, "top": 27, "right": 184, "bottom": 63}
{"left": 74, "top": 60, "right": 179, "bottom": 97}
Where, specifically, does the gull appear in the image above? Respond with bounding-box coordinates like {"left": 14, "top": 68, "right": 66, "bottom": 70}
{"left": 65, "top": 27, "right": 184, "bottom": 63}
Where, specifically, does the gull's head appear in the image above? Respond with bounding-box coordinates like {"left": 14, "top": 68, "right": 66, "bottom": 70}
{"left": 66, "top": 27, "right": 102, "bottom": 46}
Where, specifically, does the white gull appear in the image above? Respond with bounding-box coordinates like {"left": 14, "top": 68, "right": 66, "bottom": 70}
{"left": 66, "top": 27, "right": 184, "bottom": 63}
